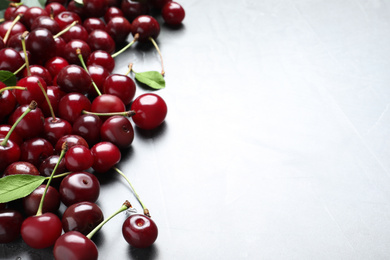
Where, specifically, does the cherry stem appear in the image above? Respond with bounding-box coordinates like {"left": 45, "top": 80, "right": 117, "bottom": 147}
{"left": 53, "top": 21, "right": 77, "bottom": 39}
{"left": 0, "top": 101, "right": 37, "bottom": 147}
{"left": 44, "top": 171, "right": 72, "bottom": 180}
{"left": 37, "top": 80, "right": 56, "bottom": 120}
{"left": 76, "top": 48, "right": 102, "bottom": 96}
{"left": 3, "top": 14, "right": 22, "bottom": 44}
{"left": 111, "top": 33, "right": 139, "bottom": 58}
{"left": 125, "top": 63, "right": 133, "bottom": 76}
{"left": 36, "top": 142, "right": 68, "bottom": 216}
{"left": 13, "top": 63, "right": 26, "bottom": 75}
{"left": 0, "top": 86, "right": 27, "bottom": 95}
{"left": 82, "top": 110, "right": 135, "bottom": 117}
{"left": 113, "top": 167, "right": 150, "bottom": 217}
{"left": 0, "top": 18, "right": 4, "bottom": 23}
{"left": 21, "top": 31, "right": 30, "bottom": 76}
{"left": 86, "top": 200, "right": 132, "bottom": 240}
{"left": 149, "top": 37, "right": 165, "bottom": 76}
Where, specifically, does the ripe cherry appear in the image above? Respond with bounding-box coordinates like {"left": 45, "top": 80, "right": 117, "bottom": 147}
{"left": 65, "top": 145, "right": 93, "bottom": 172}
{"left": 23, "top": 65, "right": 53, "bottom": 86}
{"left": 0, "top": 20, "right": 26, "bottom": 41}
{"left": 39, "top": 155, "right": 67, "bottom": 186}
{"left": 90, "top": 94, "right": 126, "bottom": 121}
{"left": 0, "top": 138, "right": 20, "bottom": 172}
{"left": 122, "top": 214, "right": 158, "bottom": 248}
{"left": 0, "top": 48, "right": 25, "bottom": 73}
{"left": 100, "top": 116, "right": 134, "bottom": 149}
{"left": 83, "top": 18, "right": 106, "bottom": 34}
{"left": 131, "top": 93, "right": 167, "bottom": 130}
{"left": 53, "top": 231, "right": 98, "bottom": 260}
{"left": 91, "top": 141, "right": 121, "bottom": 173}
{"left": 22, "top": 7, "right": 49, "bottom": 29}
{"left": 106, "top": 16, "right": 132, "bottom": 43}
{"left": 20, "top": 137, "right": 54, "bottom": 167}
{"left": 83, "top": 0, "right": 109, "bottom": 18}
{"left": 8, "top": 102, "right": 44, "bottom": 140}
{"left": 62, "top": 24, "right": 89, "bottom": 43}
{"left": 72, "top": 114, "right": 102, "bottom": 146}
{"left": 131, "top": 15, "right": 160, "bottom": 41}
{"left": 40, "top": 86, "right": 66, "bottom": 118}
{"left": 87, "top": 65, "right": 110, "bottom": 97}
{"left": 0, "top": 125, "right": 23, "bottom": 146}
{"left": 0, "top": 209, "right": 23, "bottom": 243}
{"left": 3, "top": 161, "right": 40, "bottom": 177}
{"left": 44, "top": 117, "right": 73, "bottom": 146}
{"left": 31, "top": 15, "right": 61, "bottom": 35}
{"left": 45, "top": 56, "right": 70, "bottom": 78}
{"left": 103, "top": 74, "right": 136, "bottom": 105}
{"left": 0, "top": 84, "right": 17, "bottom": 119}
{"left": 87, "top": 50, "right": 115, "bottom": 73}
{"left": 121, "top": 0, "right": 150, "bottom": 22}
{"left": 14, "top": 76, "right": 47, "bottom": 106}
{"left": 63, "top": 40, "right": 91, "bottom": 65}
{"left": 104, "top": 6, "right": 124, "bottom": 23}
{"left": 45, "top": 2, "right": 67, "bottom": 17}
{"left": 54, "top": 11, "right": 82, "bottom": 30}
{"left": 87, "top": 29, "right": 116, "bottom": 54}
{"left": 162, "top": 2, "right": 185, "bottom": 26}
{"left": 25, "top": 28, "right": 56, "bottom": 64}
{"left": 57, "top": 65, "right": 92, "bottom": 94}
{"left": 55, "top": 134, "right": 89, "bottom": 154}
{"left": 62, "top": 201, "right": 103, "bottom": 234}
{"left": 58, "top": 93, "right": 92, "bottom": 123}
{"left": 22, "top": 184, "right": 61, "bottom": 216}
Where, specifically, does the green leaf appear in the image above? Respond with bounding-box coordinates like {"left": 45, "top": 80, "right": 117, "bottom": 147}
{"left": 23, "top": 0, "right": 45, "bottom": 8}
{"left": 0, "top": 0, "right": 11, "bottom": 19}
{"left": 38, "top": 0, "right": 47, "bottom": 7}
{"left": 0, "top": 175, "right": 46, "bottom": 203}
{"left": 135, "top": 71, "right": 166, "bottom": 90}
{"left": 0, "top": 71, "right": 17, "bottom": 86}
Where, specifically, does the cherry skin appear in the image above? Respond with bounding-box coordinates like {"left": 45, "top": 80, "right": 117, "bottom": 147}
{"left": 131, "top": 93, "right": 167, "bottom": 130}
{"left": 91, "top": 141, "right": 121, "bottom": 173}
{"left": 0, "top": 209, "right": 23, "bottom": 243}
{"left": 0, "top": 36, "right": 4, "bottom": 50}
{"left": 62, "top": 24, "right": 89, "bottom": 43}
{"left": 14, "top": 76, "right": 48, "bottom": 106}
{"left": 45, "top": 2, "right": 67, "bottom": 17}
{"left": 87, "top": 29, "right": 116, "bottom": 54}
{"left": 87, "top": 50, "right": 115, "bottom": 73}
{"left": 22, "top": 184, "right": 61, "bottom": 216}
{"left": 0, "top": 48, "right": 25, "bottom": 73}
{"left": 44, "top": 117, "right": 73, "bottom": 146}
{"left": 40, "top": 86, "right": 66, "bottom": 118}
{"left": 3, "top": 161, "right": 40, "bottom": 177}
{"left": 72, "top": 114, "right": 102, "bottom": 146}
{"left": 39, "top": 155, "right": 67, "bottom": 186}
{"left": 6, "top": 5, "right": 28, "bottom": 22}
{"left": 106, "top": 16, "right": 132, "bottom": 43}
{"left": 149, "top": 0, "right": 171, "bottom": 9}
{"left": 58, "top": 92, "right": 92, "bottom": 124}
{"left": 8, "top": 104, "right": 45, "bottom": 140}
{"left": 104, "top": 6, "right": 124, "bottom": 23}
{"left": 21, "top": 212, "right": 62, "bottom": 249}
{"left": 100, "top": 116, "right": 134, "bottom": 149}
{"left": 103, "top": 74, "right": 136, "bottom": 105}
{"left": 63, "top": 39, "right": 91, "bottom": 65}
{"left": 4, "top": 6, "right": 17, "bottom": 21}
{"left": 0, "top": 138, "right": 20, "bottom": 172}
{"left": 20, "top": 137, "right": 54, "bottom": 167}
{"left": 122, "top": 214, "right": 158, "bottom": 248}
{"left": 5, "top": 32, "right": 23, "bottom": 51}
{"left": 90, "top": 94, "right": 126, "bottom": 121}
{"left": 53, "top": 231, "right": 98, "bottom": 260}
{"left": 121, "top": 0, "right": 150, "bottom": 22}
{"left": 54, "top": 36, "right": 67, "bottom": 57}
{"left": 25, "top": 28, "right": 56, "bottom": 64}
{"left": 0, "top": 20, "right": 27, "bottom": 40}
{"left": 131, "top": 15, "right": 160, "bottom": 41}
{"left": 83, "top": 0, "right": 109, "bottom": 18}
{"left": 22, "top": 65, "right": 53, "bottom": 86}
{"left": 0, "top": 125, "right": 23, "bottom": 146}
{"left": 0, "top": 83, "right": 17, "bottom": 119}
{"left": 31, "top": 15, "right": 61, "bottom": 35}
{"left": 54, "top": 11, "right": 82, "bottom": 30}
{"left": 62, "top": 201, "right": 104, "bottom": 234}
{"left": 65, "top": 145, "right": 93, "bottom": 172}
{"left": 57, "top": 65, "right": 92, "bottom": 94}
{"left": 59, "top": 171, "right": 100, "bottom": 206}
{"left": 45, "top": 56, "right": 70, "bottom": 78}
{"left": 87, "top": 65, "right": 110, "bottom": 97}
{"left": 22, "top": 6, "right": 49, "bottom": 29}
{"left": 162, "top": 2, "right": 185, "bottom": 26}
{"left": 55, "top": 134, "right": 89, "bottom": 154}
{"left": 83, "top": 18, "right": 106, "bottom": 34}
{"left": 67, "top": 0, "right": 86, "bottom": 19}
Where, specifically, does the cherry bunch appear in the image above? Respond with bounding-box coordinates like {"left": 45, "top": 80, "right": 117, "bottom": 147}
{"left": 0, "top": 0, "right": 185, "bottom": 258}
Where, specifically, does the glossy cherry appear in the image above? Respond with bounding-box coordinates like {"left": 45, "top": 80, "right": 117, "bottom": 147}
{"left": 58, "top": 92, "right": 92, "bottom": 123}
{"left": 100, "top": 116, "right": 134, "bottom": 149}
{"left": 53, "top": 231, "right": 98, "bottom": 260}
{"left": 62, "top": 24, "right": 89, "bottom": 43}
{"left": 131, "top": 93, "right": 167, "bottom": 130}
{"left": 0, "top": 20, "right": 26, "bottom": 40}
{"left": 0, "top": 48, "right": 24, "bottom": 73}
{"left": 39, "top": 155, "right": 67, "bottom": 184}
{"left": 0, "top": 209, "right": 23, "bottom": 243}
{"left": 45, "top": 2, "right": 67, "bottom": 17}
{"left": 87, "top": 50, "right": 115, "bottom": 73}
{"left": 62, "top": 201, "right": 103, "bottom": 234}
{"left": 83, "top": 18, "right": 106, "bottom": 34}
{"left": 63, "top": 39, "right": 91, "bottom": 65}
{"left": 91, "top": 141, "right": 121, "bottom": 173}
{"left": 8, "top": 104, "right": 44, "bottom": 140}
{"left": 22, "top": 6, "right": 48, "bottom": 29}
{"left": 40, "top": 86, "right": 66, "bottom": 118}
{"left": 90, "top": 94, "right": 126, "bottom": 121}
{"left": 87, "top": 65, "right": 110, "bottom": 97}
{"left": 72, "top": 114, "right": 102, "bottom": 146}
{"left": 83, "top": 0, "right": 109, "bottom": 18}
{"left": 55, "top": 134, "right": 89, "bottom": 153}
{"left": 65, "top": 145, "right": 93, "bottom": 172}
{"left": 149, "top": 0, "right": 171, "bottom": 9}
{"left": 87, "top": 29, "right": 116, "bottom": 54}
{"left": 104, "top": 6, "right": 124, "bottom": 23}
{"left": 0, "top": 138, "right": 20, "bottom": 172}
{"left": 59, "top": 171, "right": 100, "bottom": 206}
{"left": 121, "top": 0, "right": 150, "bottom": 22}
{"left": 31, "top": 15, "right": 61, "bottom": 35}
{"left": 14, "top": 76, "right": 47, "bottom": 106}
{"left": 3, "top": 161, "right": 40, "bottom": 177}
{"left": 106, "top": 16, "right": 132, "bottom": 43}
{"left": 57, "top": 65, "right": 92, "bottom": 94}
{"left": 45, "top": 56, "right": 70, "bottom": 78}
{"left": 20, "top": 137, "right": 54, "bottom": 167}
{"left": 44, "top": 117, "right": 73, "bottom": 146}
{"left": 122, "top": 214, "right": 158, "bottom": 248}
{"left": 21, "top": 212, "right": 62, "bottom": 249}
{"left": 22, "top": 184, "right": 61, "bottom": 216}
{"left": 103, "top": 74, "right": 136, "bottom": 105}
{"left": 0, "top": 84, "right": 17, "bottom": 119}
{"left": 131, "top": 15, "right": 160, "bottom": 41}
{"left": 162, "top": 2, "right": 185, "bottom": 25}
{"left": 54, "top": 11, "right": 82, "bottom": 30}
{"left": 0, "top": 125, "right": 23, "bottom": 146}
{"left": 25, "top": 28, "right": 56, "bottom": 64}
{"left": 22, "top": 65, "right": 53, "bottom": 86}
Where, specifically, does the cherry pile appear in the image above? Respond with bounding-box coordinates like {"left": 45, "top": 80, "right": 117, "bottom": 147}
{"left": 0, "top": 0, "right": 185, "bottom": 258}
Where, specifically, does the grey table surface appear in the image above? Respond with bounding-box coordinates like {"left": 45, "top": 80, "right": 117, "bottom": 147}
{"left": 2, "top": 0, "right": 390, "bottom": 259}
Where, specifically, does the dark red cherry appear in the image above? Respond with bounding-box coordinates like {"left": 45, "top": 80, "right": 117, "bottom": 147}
{"left": 0, "top": 84, "right": 17, "bottom": 119}
{"left": 87, "top": 50, "right": 115, "bottom": 73}
{"left": 90, "top": 94, "right": 126, "bottom": 121}
{"left": 25, "top": 28, "right": 56, "bottom": 64}
{"left": 0, "top": 20, "right": 27, "bottom": 40}
{"left": 72, "top": 114, "right": 102, "bottom": 146}
{"left": 44, "top": 117, "right": 73, "bottom": 146}
{"left": 22, "top": 65, "right": 53, "bottom": 86}
{"left": 59, "top": 172, "right": 100, "bottom": 206}
{"left": 100, "top": 116, "right": 134, "bottom": 149}
{"left": 22, "top": 7, "right": 49, "bottom": 29}
{"left": 20, "top": 137, "right": 54, "bottom": 167}
{"left": 83, "top": 18, "right": 106, "bottom": 34}
{"left": 62, "top": 201, "right": 103, "bottom": 234}
{"left": 62, "top": 24, "right": 89, "bottom": 43}
{"left": 91, "top": 141, "right": 121, "bottom": 173}
{"left": 87, "top": 29, "right": 116, "bottom": 54}
{"left": 45, "top": 2, "right": 67, "bottom": 17}
{"left": 131, "top": 15, "right": 160, "bottom": 41}
{"left": 58, "top": 93, "right": 92, "bottom": 123}
{"left": 21, "top": 212, "right": 62, "bottom": 249}
{"left": 0, "top": 138, "right": 20, "bottom": 172}
{"left": 121, "top": 0, "right": 149, "bottom": 22}
{"left": 0, "top": 125, "right": 23, "bottom": 146}
{"left": 53, "top": 231, "right": 98, "bottom": 260}
{"left": 54, "top": 36, "right": 67, "bottom": 57}
{"left": 8, "top": 104, "right": 44, "bottom": 140}
{"left": 39, "top": 155, "right": 67, "bottom": 186}
{"left": 149, "top": 0, "right": 170, "bottom": 9}
{"left": 45, "top": 56, "right": 70, "bottom": 78}
{"left": 40, "top": 86, "right": 66, "bottom": 118}
{"left": 31, "top": 15, "right": 61, "bottom": 35}
{"left": 57, "top": 65, "right": 92, "bottom": 94}
{"left": 65, "top": 145, "right": 93, "bottom": 172}
{"left": 106, "top": 16, "right": 132, "bottom": 43}
{"left": 67, "top": 1, "right": 86, "bottom": 19}
{"left": 0, "top": 48, "right": 24, "bottom": 73}
{"left": 122, "top": 214, "right": 158, "bottom": 248}
{"left": 104, "top": 7, "right": 123, "bottom": 23}
{"left": 82, "top": 0, "right": 109, "bottom": 18}
{"left": 63, "top": 40, "right": 91, "bottom": 65}
{"left": 7, "top": 5, "right": 28, "bottom": 22}
{"left": 103, "top": 74, "right": 136, "bottom": 105}
{"left": 162, "top": 2, "right": 185, "bottom": 25}
{"left": 22, "top": 184, "right": 61, "bottom": 216}
{"left": 55, "top": 135, "right": 89, "bottom": 154}
{"left": 15, "top": 76, "right": 47, "bottom": 106}
{"left": 5, "top": 32, "right": 23, "bottom": 51}
{"left": 4, "top": 6, "right": 18, "bottom": 21}
{"left": 131, "top": 93, "right": 167, "bottom": 130}
{"left": 54, "top": 11, "right": 82, "bottom": 30}
{"left": 3, "top": 161, "right": 40, "bottom": 177}
{"left": 46, "top": 0, "right": 68, "bottom": 5}
{"left": 87, "top": 65, "right": 110, "bottom": 97}
{"left": 0, "top": 209, "right": 23, "bottom": 243}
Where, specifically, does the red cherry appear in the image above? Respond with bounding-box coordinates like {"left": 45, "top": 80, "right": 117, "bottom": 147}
{"left": 87, "top": 65, "right": 110, "bottom": 97}
{"left": 62, "top": 201, "right": 103, "bottom": 234}
{"left": 62, "top": 24, "right": 89, "bottom": 43}
{"left": 0, "top": 84, "right": 17, "bottom": 119}
{"left": 83, "top": 0, "right": 109, "bottom": 18}
{"left": 131, "top": 15, "right": 160, "bottom": 41}
{"left": 20, "top": 137, "right": 54, "bottom": 167}
{"left": 53, "top": 231, "right": 98, "bottom": 260}
{"left": 63, "top": 39, "right": 91, "bottom": 65}
{"left": 0, "top": 20, "right": 27, "bottom": 40}
{"left": 161, "top": 2, "right": 185, "bottom": 25}
{"left": 72, "top": 114, "right": 102, "bottom": 146}
{"left": 58, "top": 93, "right": 92, "bottom": 123}
{"left": 0, "top": 209, "right": 23, "bottom": 243}
{"left": 45, "top": 56, "right": 70, "bottom": 78}
{"left": 131, "top": 93, "right": 167, "bottom": 130}
{"left": 103, "top": 74, "right": 136, "bottom": 105}
{"left": 0, "top": 138, "right": 20, "bottom": 172}
{"left": 104, "top": 6, "right": 124, "bottom": 23}
{"left": 55, "top": 134, "right": 89, "bottom": 154}
{"left": 122, "top": 214, "right": 158, "bottom": 248}
{"left": 57, "top": 65, "right": 93, "bottom": 94}
{"left": 25, "top": 28, "right": 56, "bottom": 64}
{"left": 0, "top": 48, "right": 24, "bottom": 73}
{"left": 121, "top": 0, "right": 149, "bottom": 22}
{"left": 100, "top": 116, "right": 134, "bottom": 149}
{"left": 45, "top": 2, "right": 67, "bottom": 17}
{"left": 0, "top": 125, "right": 23, "bottom": 146}
{"left": 87, "top": 29, "right": 116, "bottom": 54}
{"left": 22, "top": 184, "right": 61, "bottom": 216}
{"left": 91, "top": 141, "right": 121, "bottom": 173}
{"left": 90, "top": 94, "right": 126, "bottom": 121}
{"left": 22, "top": 6, "right": 49, "bottom": 29}
{"left": 22, "top": 65, "right": 53, "bottom": 86}
{"left": 3, "top": 161, "right": 40, "bottom": 177}
{"left": 54, "top": 11, "right": 82, "bottom": 30}
{"left": 83, "top": 18, "right": 106, "bottom": 34}
{"left": 106, "top": 16, "right": 132, "bottom": 43}
{"left": 40, "top": 86, "right": 66, "bottom": 118}
{"left": 44, "top": 117, "right": 73, "bottom": 146}
{"left": 65, "top": 145, "right": 93, "bottom": 172}
{"left": 8, "top": 104, "right": 44, "bottom": 140}
{"left": 14, "top": 76, "right": 47, "bottom": 106}
{"left": 31, "top": 15, "right": 61, "bottom": 35}
{"left": 87, "top": 50, "right": 115, "bottom": 73}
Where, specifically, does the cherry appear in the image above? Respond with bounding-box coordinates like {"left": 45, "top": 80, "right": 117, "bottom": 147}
{"left": 63, "top": 40, "right": 91, "bottom": 65}
{"left": 55, "top": 134, "right": 89, "bottom": 154}
{"left": 25, "top": 28, "right": 56, "bottom": 64}
{"left": 58, "top": 92, "right": 92, "bottom": 123}
{"left": 47, "top": 0, "right": 68, "bottom": 4}
{"left": 100, "top": 116, "right": 134, "bottom": 149}
{"left": 22, "top": 184, "right": 61, "bottom": 216}
{"left": 7, "top": 5, "right": 28, "bottom": 22}
{"left": 67, "top": 1, "right": 86, "bottom": 19}
{"left": 87, "top": 50, "right": 115, "bottom": 73}
{"left": 0, "top": 85, "right": 17, "bottom": 119}
{"left": 22, "top": 65, "right": 53, "bottom": 86}
{"left": 0, "top": 137, "right": 20, "bottom": 172}
{"left": 0, "top": 20, "right": 27, "bottom": 41}
{"left": 45, "top": 56, "right": 70, "bottom": 78}
{"left": 72, "top": 114, "right": 102, "bottom": 146}
{"left": 65, "top": 145, "right": 93, "bottom": 172}
{"left": 44, "top": 117, "right": 73, "bottom": 146}
{"left": 20, "top": 212, "right": 62, "bottom": 249}
{"left": 5, "top": 32, "right": 23, "bottom": 51}
{"left": 20, "top": 137, "right": 54, "bottom": 167}
{"left": 8, "top": 102, "right": 44, "bottom": 140}
{"left": 87, "top": 65, "right": 110, "bottom": 97}
{"left": 31, "top": 15, "right": 61, "bottom": 35}
{"left": 3, "top": 161, "right": 40, "bottom": 177}
{"left": 91, "top": 141, "right": 121, "bottom": 173}
{"left": 54, "top": 36, "right": 67, "bottom": 57}
{"left": 57, "top": 65, "right": 92, "bottom": 94}
{"left": 62, "top": 201, "right": 103, "bottom": 234}
{"left": 82, "top": 0, "right": 109, "bottom": 18}
{"left": 0, "top": 125, "right": 23, "bottom": 146}
{"left": 121, "top": 0, "right": 150, "bottom": 22}
{"left": 39, "top": 155, "right": 67, "bottom": 177}
{"left": 59, "top": 171, "right": 100, "bottom": 206}
{"left": 131, "top": 93, "right": 167, "bottom": 130}
{"left": 22, "top": 7, "right": 49, "bottom": 29}
{"left": 53, "top": 231, "right": 98, "bottom": 260}
{"left": 104, "top": 6, "right": 124, "bottom": 23}
{"left": 106, "top": 16, "right": 132, "bottom": 43}
{"left": 83, "top": 18, "right": 106, "bottom": 34}
{"left": 0, "top": 209, "right": 23, "bottom": 243}
{"left": 103, "top": 74, "right": 136, "bottom": 105}
{"left": 122, "top": 214, "right": 158, "bottom": 248}
{"left": 131, "top": 15, "right": 160, "bottom": 41}
{"left": 90, "top": 94, "right": 126, "bottom": 121}
{"left": 4, "top": 6, "right": 18, "bottom": 21}
{"left": 54, "top": 11, "right": 82, "bottom": 30}
{"left": 40, "top": 86, "right": 66, "bottom": 118}
{"left": 162, "top": 2, "right": 185, "bottom": 26}
{"left": 62, "top": 24, "right": 89, "bottom": 43}
{"left": 15, "top": 76, "right": 48, "bottom": 106}
{"left": 87, "top": 29, "right": 116, "bottom": 54}
{"left": 0, "top": 48, "right": 24, "bottom": 73}
{"left": 45, "top": 2, "right": 67, "bottom": 17}
{"left": 0, "top": 36, "right": 4, "bottom": 50}
{"left": 149, "top": 0, "right": 171, "bottom": 9}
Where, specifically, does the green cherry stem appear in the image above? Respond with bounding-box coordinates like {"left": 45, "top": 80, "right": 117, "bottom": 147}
{"left": 44, "top": 171, "right": 72, "bottom": 180}
{"left": 37, "top": 80, "right": 56, "bottom": 120}
{"left": 21, "top": 31, "right": 31, "bottom": 76}
{"left": 86, "top": 200, "right": 132, "bottom": 239}
{"left": 0, "top": 86, "right": 27, "bottom": 95}
{"left": 82, "top": 110, "right": 135, "bottom": 117}
{"left": 76, "top": 48, "right": 102, "bottom": 96}
{"left": 3, "top": 14, "right": 22, "bottom": 44}
{"left": 149, "top": 37, "right": 165, "bottom": 76}
{"left": 113, "top": 167, "right": 150, "bottom": 217}
{"left": 0, "top": 100, "right": 37, "bottom": 147}
{"left": 0, "top": 18, "right": 4, "bottom": 23}
{"left": 13, "top": 63, "right": 26, "bottom": 75}
{"left": 111, "top": 33, "right": 139, "bottom": 58}
{"left": 53, "top": 21, "right": 77, "bottom": 39}
{"left": 36, "top": 142, "right": 68, "bottom": 216}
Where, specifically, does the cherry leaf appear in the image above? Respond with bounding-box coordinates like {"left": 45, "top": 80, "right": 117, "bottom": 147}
{"left": 0, "top": 71, "right": 17, "bottom": 86}
{"left": 0, "top": 175, "right": 46, "bottom": 203}
{"left": 23, "top": 0, "right": 45, "bottom": 8}
{"left": 135, "top": 71, "right": 165, "bottom": 89}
